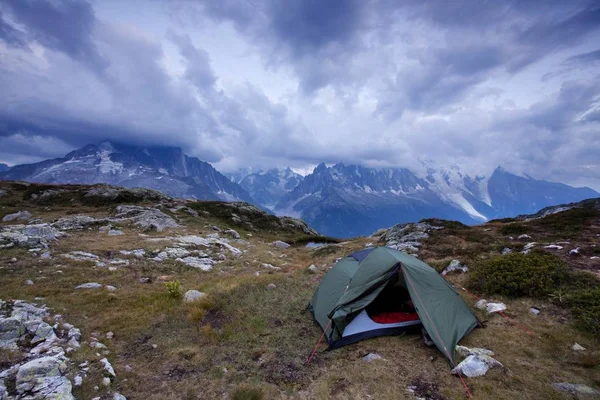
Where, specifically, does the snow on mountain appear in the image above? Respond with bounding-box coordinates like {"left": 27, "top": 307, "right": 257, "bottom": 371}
{"left": 274, "top": 162, "right": 599, "bottom": 237}
{"left": 0, "top": 140, "right": 253, "bottom": 203}
{"left": 228, "top": 167, "right": 303, "bottom": 210}
{"left": 0, "top": 163, "right": 11, "bottom": 172}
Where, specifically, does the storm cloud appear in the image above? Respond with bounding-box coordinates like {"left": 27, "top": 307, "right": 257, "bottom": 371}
{"left": 0, "top": 0, "right": 599, "bottom": 189}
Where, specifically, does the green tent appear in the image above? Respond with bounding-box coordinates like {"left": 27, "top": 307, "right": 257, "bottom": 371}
{"left": 309, "top": 247, "right": 480, "bottom": 366}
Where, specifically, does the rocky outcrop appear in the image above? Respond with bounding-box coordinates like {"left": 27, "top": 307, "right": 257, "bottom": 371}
{"left": 2, "top": 211, "right": 32, "bottom": 222}
{"left": 0, "top": 224, "right": 65, "bottom": 249}
{"left": 112, "top": 205, "right": 180, "bottom": 232}
{"left": 382, "top": 222, "right": 442, "bottom": 254}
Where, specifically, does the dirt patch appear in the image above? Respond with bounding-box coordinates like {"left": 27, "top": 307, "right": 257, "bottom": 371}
{"left": 330, "top": 378, "right": 351, "bottom": 396}
{"left": 408, "top": 375, "right": 448, "bottom": 400}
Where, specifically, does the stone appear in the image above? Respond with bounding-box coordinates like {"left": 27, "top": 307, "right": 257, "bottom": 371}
{"left": 183, "top": 290, "right": 206, "bottom": 303}
{"left": 308, "top": 265, "right": 319, "bottom": 273}
{"left": 100, "top": 358, "right": 116, "bottom": 378}
{"left": 105, "top": 285, "right": 117, "bottom": 291}
{"left": 266, "top": 283, "right": 277, "bottom": 290}
{"left": 0, "top": 317, "right": 25, "bottom": 349}
{"left": 106, "top": 331, "right": 114, "bottom": 339}
{"left": 569, "top": 248, "right": 580, "bottom": 255}
{"left": 0, "top": 223, "right": 65, "bottom": 249}
{"left": 108, "top": 229, "right": 124, "bottom": 236}
{"left": 114, "top": 393, "right": 127, "bottom": 400}
{"left": 176, "top": 256, "right": 215, "bottom": 271}
{"left": 153, "top": 247, "right": 190, "bottom": 261}
{"left": 102, "top": 377, "right": 111, "bottom": 386}
{"left": 223, "top": 229, "right": 241, "bottom": 239}
{"left": 572, "top": 343, "right": 586, "bottom": 351}
{"left": 544, "top": 244, "right": 563, "bottom": 250}
{"left": 139, "top": 277, "right": 151, "bottom": 284}
{"left": 26, "top": 279, "right": 34, "bottom": 285}
{"left": 52, "top": 215, "right": 97, "bottom": 231}
{"left": 261, "top": 263, "right": 281, "bottom": 271}
{"left": 523, "top": 242, "right": 536, "bottom": 251}
{"left": 518, "top": 234, "right": 531, "bottom": 240}
{"left": 362, "top": 353, "right": 382, "bottom": 362}
{"left": 112, "top": 205, "right": 180, "bottom": 232}
{"left": 64, "top": 251, "right": 99, "bottom": 262}
{"left": 475, "top": 299, "right": 507, "bottom": 314}
{"left": 16, "top": 356, "right": 74, "bottom": 399}
{"left": 74, "top": 375, "right": 83, "bottom": 386}
{"left": 272, "top": 240, "right": 291, "bottom": 249}
{"left": 2, "top": 210, "right": 33, "bottom": 222}
{"left": 552, "top": 383, "right": 599, "bottom": 397}
{"left": 442, "top": 259, "right": 468, "bottom": 275}
{"left": 119, "top": 249, "right": 146, "bottom": 258}
{"left": 530, "top": 307, "right": 540, "bottom": 315}
{"left": 26, "top": 320, "right": 56, "bottom": 344}
{"left": 451, "top": 354, "right": 503, "bottom": 378}
{"left": 501, "top": 247, "right": 512, "bottom": 255}
{"left": 211, "top": 225, "right": 221, "bottom": 232}
{"left": 75, "top": 282, "right": 103, "bottom": 289}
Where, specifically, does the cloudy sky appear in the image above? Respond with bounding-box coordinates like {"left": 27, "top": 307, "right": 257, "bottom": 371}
{"left": 0, "top": 0, "right": 599, "bottom": 189}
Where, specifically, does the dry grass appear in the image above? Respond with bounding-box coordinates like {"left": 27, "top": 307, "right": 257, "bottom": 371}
{"left": 1, "top": 182, "right": 599, "bottom": 399}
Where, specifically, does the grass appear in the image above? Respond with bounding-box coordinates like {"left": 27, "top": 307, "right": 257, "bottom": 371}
{"left": 1, "top": 181, "right": 599, "bottom": 399}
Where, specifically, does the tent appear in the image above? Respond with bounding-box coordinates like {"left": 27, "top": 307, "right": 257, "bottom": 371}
{"left": 308, "top": 246, "right": 480, "bottom": 366}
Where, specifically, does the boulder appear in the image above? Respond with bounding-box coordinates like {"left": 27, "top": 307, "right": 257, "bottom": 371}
{"left": 176, "top": 257, "right": 215, "bottom": 271}
{"left": 108, "top": 229, "right": 124, "bottom": 236}
{"left": 52, "top": 215, "right": 97, "bottom": 231}
{"left": 183, "top": 290, "right": 206, "bottom": 303}
{"left": 272, "top": 240, "right": 291, "bottom": 249}
{"left": 362, "top": 353, "right": 382, "bottom": 362}
{"left": 552, "top": 383, "right": 599, "bottom": 397}
{"left": 223, "top": 229, "right": 241, "bottom": 239}
{"left": 442, "top": 260, "right": 468, "bottom": 275}
{"left": 0, "top": 317, "right": 25, "bottom": 349}
{"left": 112, "top": 205, "right": 180, "bottom": 232}
{"left": 16, "top": 356, "right": 74, "bottom": 399}
{"left": 2, "top": 210, "right": 33, "bottom": 222}
{"left": 0, "top": 224, "right": 65, "bottom": 249}
{"left": 475, "top": 299, "right": 507, "bottom": 314}
{"left": 451, "top": 354, "right": 503, "bottom": 378}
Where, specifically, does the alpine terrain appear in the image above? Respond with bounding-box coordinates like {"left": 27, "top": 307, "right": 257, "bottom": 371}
{"left": 274, "top": 163, "right": 599, "bottom": 237}
{"left": 0, "top": 141, "right": 253, "bottom": 203}
{"left": 228, "top": 168, "right": 303, "bottom": 210}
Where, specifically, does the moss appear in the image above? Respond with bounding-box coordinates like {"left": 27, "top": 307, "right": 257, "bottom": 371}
{"left": 468, "top": 251, "right": 570, "bottom": 297}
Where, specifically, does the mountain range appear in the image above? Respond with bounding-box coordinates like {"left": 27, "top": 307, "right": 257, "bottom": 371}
{"left": 1, "top": 140, "right": 597, "bottom": 237}
{"left": 0, "top": 163, "right": 10, "bottom": 172}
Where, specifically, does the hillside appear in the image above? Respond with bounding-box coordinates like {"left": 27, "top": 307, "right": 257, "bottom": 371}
{"left": 0, "top": 181, "right": 598, "bottom": 400}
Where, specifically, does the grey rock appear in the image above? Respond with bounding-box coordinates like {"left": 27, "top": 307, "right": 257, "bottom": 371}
{"left": 0, "top": 224, "right": 65, "bottom": 249}
{"left": 452, "top": 354, "right": 503, "bottom": 378}
{"left": 572, "top": 343, "right": 586, "bottom": 351}
{"left": 3, "top": 210, "right": 32, "bottom": 222}
{"left": 0, "top": 317, "right": 25, "bottom": 349}
{"left": 308, "top": 265, "right": 319, "bottom": 273}
{"left": 530, "top": 307, "right": 540, "bottom": 315}
{"left": 153, "top": 247, "right": 190, "bottom": 261}
{"left": 16, "top": 356, "right": 74, "bottom": 399}
{"left": 272, "top": 240, "right": 290, "bottom": 249}
{"left": 501, "top": 247, "right": 512, "bottom": 255}
{"left": 518, "top": 234, "right": 532, "bottom": 240}
{"left": 75, "top": 282, "right": 103, "bottom": 289}
{"left": 119, "top": 249, "right": 146, "bottom": 258}
{"left": 223, "top": 229, "right": 241, "bottom": 239}
{"left": 25, "top": 279, "right": 34, "bottom": 286}
{"left": 108, "top": 229, "right": 124, "bottom": 236}
{"left": 176, "top": 256, "right": 215, "bottom": 271}
{"left": 105, "top": 285, "right": 117, "bottom": 291}
{"left": 552, "top": 382, "right": 599, "bottom": 397}
{"left": 261, "top": 263, "right": 281, "bottom": 271}
{"left": 266, "top": 283, "right": 277, "bottom": 290}
{"left": 183, "top": 290, "right": 206, "bottom": 303}
{"left": 112, "top": 205, "right": 180, "bottom": 232}
{"left": 100, "top": 358, "right": 116, "bottom": 378}
{"left": 113, "top": 393, "right": 127, "bottom": 400}
{"left": 52, "top": 215, "right": 97, "bottom": 231}
{"left": 63, "top": 251, "right": 99, "bottom": 262}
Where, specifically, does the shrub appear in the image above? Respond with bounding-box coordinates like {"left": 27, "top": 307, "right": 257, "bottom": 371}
{"left": 468, "top": 251, "right": 569, "bottom": 297}
{"left": 165, "top": 281, "right": 182, "bottom": 299}
{"left": 565, "top": 287, "right": 600, "bottom": 335}
{"left": 231, "top": 386, "right": 264, "bottom": 400}
{"left": 500, "top": 224, "right": 528, "bottom": 235}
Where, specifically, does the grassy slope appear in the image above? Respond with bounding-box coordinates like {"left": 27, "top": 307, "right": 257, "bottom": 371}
{"left": 0, "top": 182, "right": 598, "bottom": 399}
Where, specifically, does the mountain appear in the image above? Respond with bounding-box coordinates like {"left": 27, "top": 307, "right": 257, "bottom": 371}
{"left": 0, "top": 141, "right": 253, "bottom": 202}
{"left": 274, "top": 163, "right": 599, "bottom": 237}
{"left": 228, "top": 168, "right": 303, "bottom": 210}
{"left": 0, "top": 163, "right": 9, "bottom": 172}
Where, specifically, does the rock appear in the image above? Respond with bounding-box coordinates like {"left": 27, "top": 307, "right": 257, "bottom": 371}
{"left": 108, "top": 229, "right": 124, "bottom": 236}
{"left": 223, "top": 229, "right": 241, "bottom": 239}
{"left": 139, "top": 277, "right": 151, "bottom": 284}
{"left": 572, "top": 343, "right": 586, "bottom": 351}
{"left": 26, "top": 279, "right": 34, "bottom": 285}
{"left": 308, "top": 265, "right": 319, "bottom": 273}
{"left": 211, "top": 225, "right": 221, "bottom": 232}
{"left": 64, "top": 251, "right": 99, "bottom": 262}
{"left": 152, "top": 247, "right": 191, "bottom": 261}
{"left": 112, "top": 205, "right": 180, "bottom": 232}
{"left": 3, "top": 210, "right": 33, "bottom": 222}
{"left": 523, "top": 242, "right": 536, "bottom": 251}
{"left": 455, "top": 345, "right": 494, "bottom": 358}
{"left": 114, "top": 393, "right": 127, "bottom": 400}
{"left": 475, "top": 299, "right": 507, "bottom": 314}
{"left": 75, "top": 282, "right": 103, "bottom": 289}
{"left": 16, "top": 356, "right": 74, "bottom": 399}
{"left": 552, "top": 382, "right": 599, "bottom": 397}
{"left": 362, "top": 353, "right": 382, "bottom": 362}
{"left": 0, "top": 317, "right": 25, "bottom": 349}
{"left": 266, "top": 283, "right": 277, "bottom": 290}
{"left": 183, "top": 290, "right": 207, "bottom": 303}
{"left": 272, "top": 240, "right": 291, "bottom": 249}
{"left": 518, "top": 234, "right": 531, "bottom": 240}
{"left": 0, "top": 223, "right": 65, "bottom": 249}
{"left": 106, "top": 331, "right": 114, "bottom": 339}
{"left": 25, "top": 320, "right": 57, "bottom": 345}
{"left": 261, "top": 263, "right": 281, "bottom": 271}
{"left": 40, "top": 251, "right": 52, "bottom": 259}
{"left": 176, "top": 256, "right": 215, "bottom": 271}
{"left": 442, "top": 259, "right": 468, "bottom": 275}
{"left": 100, "top": 358, "right": 116, "bottom": 378}
{"left": 452, "top": 354, "right": 503, "bottom": 378}
{"left": 119, "top": 249, "right": 146, "bottom": 258}
{"left": 501, "top": 247, "right": 512, "bottom": 255}
{"left": 102, "top": 377, "right": 111, "bottom": 386}
{"left": 74, "top": 375, "right": 83, "bottom": 386}
{"left": 544, "top": 244, "right": 563, "bottom": 250}
{"left": 105, "top": 285, "right": 117, "bottom": 291}
{"left": 52, "top": 215, "right": 97, "bottom": 231}
{"left": 569, "top": 248, "right": 580, "bottom": 255}
{"left": 530, "top": 307, "right": 540, "bottom": 315}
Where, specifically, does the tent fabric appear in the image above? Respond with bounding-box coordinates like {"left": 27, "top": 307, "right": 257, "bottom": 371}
{"left": 342, "top": 309, "right": 421, "bottom": 337}
{"left": 308, "top": 246, "right": 480, "bottom": 366}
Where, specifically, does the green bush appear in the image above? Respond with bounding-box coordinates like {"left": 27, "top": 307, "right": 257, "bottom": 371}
{"left": 165, "top": 281, "right": 183, "bottom": 299}
{"left": 469, "top": 251, "right": 570, "bottom": 297}
{"left": 500, "top": 223, "right": 528, "bottom": 235}
{"left": 566, "top": 288, "right": 600, "bottom": 335}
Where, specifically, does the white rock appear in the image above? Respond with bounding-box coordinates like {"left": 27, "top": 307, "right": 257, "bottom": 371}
{"left": 3, "top": 210, "right": 33, "bottom": 222}
{"left": 307, "top": 265, "right": 319, "bottom": 273}
{"left": 530, "top": 307, "right": 540, "bottom": 315}
{"left": 552, "top": 382, "right": 599, "bottom": 397}
{"left": 100, "top": 358, "right": 116, "bottom": 377}
{"left": 362, "top": 353, "right": 382, "bottom": 362}
{"left": 572, "top": 343, "right": 586, "bottom": 351}
{"left": 74, "top": 375, "right": 83, "bottom": 386}
{"left": 183, "top": 290, "right": 206, "bottom": 303}
{"left": 272, "top": 240, "right": 291, "bottom": 249}
{"left": 105, "top": 285, "right": 117, "bottom": 291}
{"left": 442, "top": 259, "right": 468, "bottom": 275}
{"left": 261, "top": 263, "right": 281, "bottom": 271}
{"left": 114, "top": 393, "right": 127, "bottom": 400}
{"left": 223, "top": 229, "right": 241, "bottom": 239}
{"left": 544, "top": 244, "right": 563, "bottom": 250}
{"left": 518, "top": 234, "right": 531, "bottom": 240}
{"left": 501, "top": 248, "right": 512, "bottom": 255}
{"left": 102, "top": 377, "right": 111, "bottom": 386}
{"left": 106, "top": 331, "right": 114, "bottom": 339}
{"left": 75, "top": 282, "right": 103, "bottom": 289}
{"left": 452, "top": 354, "right": 503, "bottom": 378}
{"left": 25, "top": 279, "right": 34, "bottom": 285}
{"left": 108, "top": 229, "right": 124, "bottom": 236}
{"left": 569, "top": 248, "right": 580, "bottom": 255}
{"left": 266, "top": 283, "right": 277, "bottom": 290}
{"left": 15, "top": 356, "right": 74, "bottom": 399}
{"left": 523, "top": 242, "right": 536, "bottom": 250}
{"left": 176, "top": 256, "right": 215, "bottom": 271}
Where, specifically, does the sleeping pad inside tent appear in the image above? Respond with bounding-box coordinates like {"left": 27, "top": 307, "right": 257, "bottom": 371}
{"left": 308, "top": 246, "right": 480, "bottom": 366}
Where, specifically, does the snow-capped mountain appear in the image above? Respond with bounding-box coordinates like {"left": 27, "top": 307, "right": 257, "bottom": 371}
{"left": 0, "top": 163, "right": 10, "bottom": 172}
{"left": 274, "top": 163, "right": 599, "bottom": 237}
{"left": 0, "top": 141, "right": 253, "bottom": 202}
{"left": 228, "top": 167, "right": 303, "bottom": 210}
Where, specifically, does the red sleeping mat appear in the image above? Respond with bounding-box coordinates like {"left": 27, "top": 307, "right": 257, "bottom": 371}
{"left": 371, "top": 312, "right": 419, "bottom": 324}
